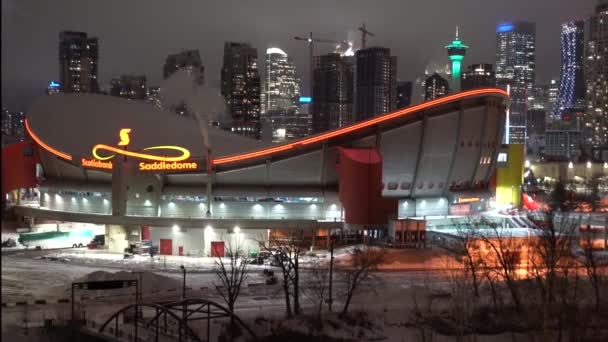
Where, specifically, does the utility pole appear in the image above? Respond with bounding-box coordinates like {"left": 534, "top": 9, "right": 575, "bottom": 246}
{"left": 358, "top": 23, "right": 375, "bottom": 49}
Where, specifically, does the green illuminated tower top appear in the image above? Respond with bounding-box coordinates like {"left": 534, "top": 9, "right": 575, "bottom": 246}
{"left": 445, "top": 26, "right": 469, "bottom": 90}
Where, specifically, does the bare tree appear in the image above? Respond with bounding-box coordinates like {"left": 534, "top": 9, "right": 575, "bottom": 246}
{"left": 258, "top": 231, "right": 304, "bottom": 317}
{"left": 213, "top": 239, "right": 249, "bottom": 313}
{"left": 454, "top": 221, "right": 482, "bottom": 298}
{"left": 303, "top": 260, "right": 329, "bottom": 319}
{"left": 479, "top": 254, "right": 502, "bottom": 311}
{"left": 339, "top": 246, "right": 386, "bottom": 315}
{"left": 580, "top": 225, "right": 604, "bottom": 311}
{"left": 529, "top": 214, "right": 576, "bottom": 306}
{"left": 407, "top": 281, "right": 437, "bottom": 342}
{"left": 479, "top": 223, "right": 524, "bottom": 311}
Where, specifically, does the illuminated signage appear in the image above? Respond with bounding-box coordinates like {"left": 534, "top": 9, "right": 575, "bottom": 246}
{"left": 118, "top": 128, "right": 131, "bottom": 146}
{"left": 139, "top": 161, "right": 198, "bottom": 171}
{"left": 496, "top": 151, "right": 509, "bottom": 168}
{"left": 299, "top": 96, "right": 312, "bottom": 103}
{"left": 497, "top": 24, "right": 514, "bottom": 33}
{"left": 81, "top": 158, "right": 112, "bottom": 169}
{"left": 92, "top": 128, "right": 191, "bottom": 162}
{"left": 84, "top": 128, "right": 197, "bottom": 172}
{"left": 457, "top": 197, "right": 480, "bottom": 204}
{"left": 48, "top": 81, "right": 60, "bottom": 88}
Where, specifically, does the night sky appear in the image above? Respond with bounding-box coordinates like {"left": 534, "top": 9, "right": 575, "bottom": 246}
{"left": 1, "top": 0, "right": 595, "bottom": 111}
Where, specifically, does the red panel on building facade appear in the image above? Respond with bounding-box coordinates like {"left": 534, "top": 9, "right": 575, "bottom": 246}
{"left": 141, "top": 226, "right": 150, "bottom": 240}
{"left": 159, "top": 239, "right": 172, "bottom": 255}
{"left": 211, "top": 241, "right": 225, "bottom": 257}
{"left": 1, "top": 141, "right": 41, "bottom": 195}
{"left": 334, "top": 147, "right": 397, "bottom": 225}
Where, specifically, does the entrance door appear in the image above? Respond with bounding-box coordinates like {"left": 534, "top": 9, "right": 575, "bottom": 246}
{"left": 211, "top": 241, "right": 224, "bottom": 257}
{"left": 160, "top": 239, "right": 172, "bottom": 255}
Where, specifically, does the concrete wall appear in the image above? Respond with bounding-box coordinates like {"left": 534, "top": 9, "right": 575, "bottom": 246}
{"left": 40, "top": 191, "right": 111, "bottom": 214}
{"left": 160, "top": 199, "right": 342, "bottom": 221}
{"left": 415, "top": 198, "right": 448, "bottom": 217}
{"left": 398, "top": 199, "right": 416, "bottom": 218}
{"left": 149, "top": 226, "right": 265, "bottom": 257}
{"left": 397, "top": 197, "right": 448, "bottom": 218}
{"left": 106, "top": 224, "right": 129, "bottom": 253}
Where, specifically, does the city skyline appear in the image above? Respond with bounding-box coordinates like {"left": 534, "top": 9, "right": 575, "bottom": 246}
{"left": 1, "top": 0, "right": 594, "bottom": 111}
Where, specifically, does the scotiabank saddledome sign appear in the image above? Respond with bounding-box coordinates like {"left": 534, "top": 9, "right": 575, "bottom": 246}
{"left": 80, "top": 128, "right": 199, "bottom": 172}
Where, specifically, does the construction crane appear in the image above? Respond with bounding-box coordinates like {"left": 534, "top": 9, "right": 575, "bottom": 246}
{"left": 358, "top": 23, "right": 375, "bottom": 49}
{"left": 294, "top": 32, "right": 344, "bottom": 100}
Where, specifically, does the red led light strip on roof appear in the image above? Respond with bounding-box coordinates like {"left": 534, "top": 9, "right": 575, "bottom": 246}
{"left": 25, "top": 118, "right": 73, "bottom": 161}
{"left": 212, "top": 88, "right": 508, "bottom": 165}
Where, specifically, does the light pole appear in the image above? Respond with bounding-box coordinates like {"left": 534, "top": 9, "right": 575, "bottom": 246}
{"left": 327, "top": 236, "right": 335, "bottom": 312}
{"left": 180, "top": 265, "right": 186, "bottom": 299}
{"left": 180, "top": 264, "right": 186, "bottom": 341}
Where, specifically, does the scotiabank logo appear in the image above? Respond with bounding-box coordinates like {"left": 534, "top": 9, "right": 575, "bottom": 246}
{"left": 82, "top": 158, "right": 112, "bottom": 169}
{"left": 81, "top": 128, "right": 198, "bottom": 172}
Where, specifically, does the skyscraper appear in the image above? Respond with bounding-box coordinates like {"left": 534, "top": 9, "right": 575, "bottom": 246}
{"left": 396, "top": 81, "right": 413, "bottom": 109}
{"left": 146, "top": 86, "right": 162, "bottom": 109}
{"left": 312, "top": 53, "right": 354, "bottom": 133}
{"left": 354, "top": 47, "right": 397, "bottom": 121}
{"left": 163, "top": 50, "right": 205, "bottom": 85}
{"left": 529, "top": 84, "right": 549, "bottom": 111}
{"left": 221, "top": 42, "right": 261, "bottom": 139}
{"left": 46, "top": 81, "right": 61, "bottom": 95}
{"left": 551, "top": 20, "right": 585, "bottom": 121}
{"left": 445, "top": 27, "right": 469, "bottom": 91}
{"left": 424, "top": 73, "right": 449, "bottom": 101}
{"left": 110, "top": 75, "right": 147, "bottom": 100}
{"left": 59, "top": 31, "right": 99, "bottom": 93}
{"left": 1, "top": 109, "right": 25, "bottom": 144}
{"left": 461, "top": 64, "right": 496, "bottom": 90}
{"left": 264, "top": 47, "right": 303, "bottom": 141}
{"left": 585, "top": 0, "right": 608, "bottom": 147}
{"left": 496, "top": 21, "right": 536, "bottom": 144}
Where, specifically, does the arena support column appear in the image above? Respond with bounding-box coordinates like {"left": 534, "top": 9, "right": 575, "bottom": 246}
{"left": 206, "top": 148, "right": 213, "bottom": 217}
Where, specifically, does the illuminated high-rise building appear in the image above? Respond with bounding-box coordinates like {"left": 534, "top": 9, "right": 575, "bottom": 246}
{"left": 263, "top": 47, "right": 304, "bottom": 141}
{"left": 529, "top": 84, "right": 549, "bottom": 110}
{"left": 312, "top": 53, "right": 354, "bottom": 133}
{"left": 354, "top": 47, "right": 397, "bottom": 121}
{"left": 585, "top": 0, "right": 608, "bottom": 147}
{"left": 59, "top": 31, "right": 99, "bottom": 93}
{"left": 46, "top": 81, "right": 61, "bottom": 95}
{"left": 496, "top": 21, "right": 536, "bottom": 144}
{"left": 163, "top": 50, "right": 205, "bottom": 85}
{"left": 110, "top": 75, "right": 147, "bottom": 100}
{"left": 221, "top": 42, "right": 261, "bottom": 139}
{"left": 461, "top": 64, "right": 495, "bottom": 90}
{"left": 396, "top": 81, "right": 413, "bottom": 109}
{"left": 551, "top": 20, "right": 585, "bottom": 121}
{"left": 445, "top": 27, "right": 469, "bottom": 91}
{"left": 146, "top": 86, "right": 162, "bottom": 109}
{"left": 424, "top": 73, "right": 449, "bottom": 101}
{"left": 1, "top": 109, "right": 25, "bottom": 144}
